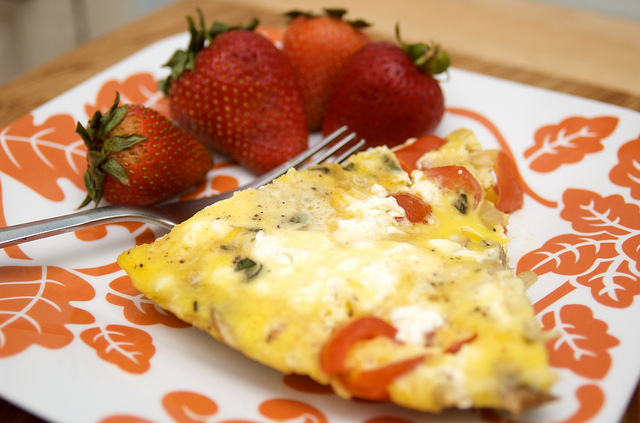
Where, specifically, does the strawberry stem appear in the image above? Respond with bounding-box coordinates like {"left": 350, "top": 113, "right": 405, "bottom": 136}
{"left": 159, "top": 9, "right": 259, "bottom": 95}
{"left": 395, "top": 23, "right": 450, "bottom": 76}
{"left": 76, "top": 92, "right": 146, "bottom": 208}
{"left": 284, "top": 8, "right": 371, "bottom": 29}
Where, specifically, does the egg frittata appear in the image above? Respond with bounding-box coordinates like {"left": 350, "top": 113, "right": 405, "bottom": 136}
{"left": 117, "top": 129, "right": 556, "bottom": 414}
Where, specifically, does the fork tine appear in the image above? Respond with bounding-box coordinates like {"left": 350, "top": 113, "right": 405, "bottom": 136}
{"left": 297, "top": 132, "right": 358, "bottom": 170}
{"left": 245, "top": 125, "right": 351, "bottom": 189}
{"left": 326, "top": 138, "right": 366, "bottom": 165}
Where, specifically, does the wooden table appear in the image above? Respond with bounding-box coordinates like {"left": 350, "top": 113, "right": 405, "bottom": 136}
{"left": 0, "top": 0, "right": 638, "bottom": 421}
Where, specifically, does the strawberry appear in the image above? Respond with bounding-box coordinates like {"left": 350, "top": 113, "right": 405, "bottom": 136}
{"left": 77, "top": 93, "right": 213, "bottom": 207}
{"left": 159, "top": 11, "right": 308, "bottom": 174}
{"left": 322, "top": 25, "right": 450, "bottom": 148}
{"left": 282, "top": 8, "right": 370, "bottom": 131}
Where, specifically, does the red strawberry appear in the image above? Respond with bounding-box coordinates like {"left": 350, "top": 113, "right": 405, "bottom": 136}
{"left": 282, "top": 8, "right": 370, "bottom": 131}
{"left": 159, "top": 11, "right": 308, "bottom": 174}
{"left": 77, "top": 92, "right": 213, "bottom": 207}
{"left": 322, "top": 25, "right": 450, "bottom": 148}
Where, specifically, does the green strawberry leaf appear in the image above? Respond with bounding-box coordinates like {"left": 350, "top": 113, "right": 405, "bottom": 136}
{"left": 284, "top": 10, "right": 314, "bottom": 20}
{"left": 284, "top": 8, "right": 370, "bottom": 28}
{"left": 102, "top": 157, "right": 129, "bottom": 185}
{"left": 104, "top": 135, "right": 146, "bottom": 153}
{"left": 76, "top": 121, "right": 94, "bottom": 149}
{"left": 323, "top": 8, "right": 347, "bottom": 19}
{"left": 102, "top": 105, "right": 127, "bottom": 136}
{"left": 159, "top": 9, "right": 259, "bottom": 95}
{"left": 395, "top": 23, "right": 450, "bottom": 76}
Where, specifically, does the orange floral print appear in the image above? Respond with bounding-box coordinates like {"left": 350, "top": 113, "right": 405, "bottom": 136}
{"left": 524, "top": 116, "right": 618, "bottom": 173}
{"left": 541, "top": 304, "right": 618, "bottom": 379}
{"left": 162, "top": 391, "right": 219, "bottom": 423}
{"left": 609, "top": 134, "right": 640, "bottom": 201}
{"left": 85, "top": 72, "right": 170, "bottom": 119}
{"left": 75, "top": 262, "right": 124, "bottom": 277}
{"left": 258, "top": 398, "right": 328, "bottom": 423}
{"left": 100, "top": 417, "right": 155, "bottom": 423}
{"left": 518, "top": 189, "right": 640, "bottom": 308}
{"left": 0, "top": 266, "right": 95, "bottom": 357}
{"left": 107, "top": 275, "right": 190, "bottom": 328}
{"left": 0, "top": 113, "right": 85, "bottom": 201}
{"left": 179, "top": 174, "right": 241, "bottom": 201}
{"left": 81, "top": 324, "right": 155, "bottom": 374}
{"left": 74, "top": 221, "right": 159, "bottom": 246}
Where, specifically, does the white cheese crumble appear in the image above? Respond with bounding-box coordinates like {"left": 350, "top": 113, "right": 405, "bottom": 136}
{"left": 336, "top": 195, "right": 404, "bottom": 239}
{"left": 410, "top": 177, "right": 441, "bottom": 205}
{"left": 370, "top": 183, "right": 389, "bottom": 197}
{"left": 390, "top": 305, "right": 445, "bottom": 345}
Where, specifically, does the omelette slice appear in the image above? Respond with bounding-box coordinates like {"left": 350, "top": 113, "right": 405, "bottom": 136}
{"left": 117, "top": 129, "right": 556, "bottom": 415}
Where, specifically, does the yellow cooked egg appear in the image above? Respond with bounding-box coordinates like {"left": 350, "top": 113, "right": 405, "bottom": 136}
{"left": 118, "top": 129, "right": 555, "bottom": 415}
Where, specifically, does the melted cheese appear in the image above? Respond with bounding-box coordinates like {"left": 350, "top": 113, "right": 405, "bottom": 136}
{"left": 117, "top": 130, "right": 555, "bottom": 415}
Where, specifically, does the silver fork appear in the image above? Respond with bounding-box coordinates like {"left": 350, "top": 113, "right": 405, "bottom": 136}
{"left": 0, "top": 127, "right": 364, "bottom": 248}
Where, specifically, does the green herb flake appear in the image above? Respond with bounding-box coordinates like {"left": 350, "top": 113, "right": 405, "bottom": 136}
{"left": 236, "top": 258, "right": 257, "bottom": 271}
{"left": 235, "top": 257, "right": 263, "bottom": 280}
{"left": 454, "top": 193, "right": 468, "bottom": 214}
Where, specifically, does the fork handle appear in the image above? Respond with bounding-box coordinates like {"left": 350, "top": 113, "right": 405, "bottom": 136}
{"left": 0, "top": 205, "right": 172, "bottom": 249}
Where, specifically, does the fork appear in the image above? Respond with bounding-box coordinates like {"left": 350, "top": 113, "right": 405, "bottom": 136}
{"left": 0, "top": 126, "right": 364, "bottom": 248}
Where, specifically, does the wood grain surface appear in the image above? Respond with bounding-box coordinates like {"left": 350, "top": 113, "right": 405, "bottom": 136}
{"left": 0, "top": 0, "right": 638, "bottom": 422}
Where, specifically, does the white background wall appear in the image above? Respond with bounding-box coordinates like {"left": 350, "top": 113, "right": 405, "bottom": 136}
{"left": 0, "top": 0, "right": 638, "bottom": 86}
{"left": 0, "top": 0, "right": 174, "bottom": 85}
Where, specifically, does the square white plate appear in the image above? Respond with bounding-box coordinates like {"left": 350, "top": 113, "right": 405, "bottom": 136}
{"left": 1, "top": 32, "right": 640, "bottom": 423}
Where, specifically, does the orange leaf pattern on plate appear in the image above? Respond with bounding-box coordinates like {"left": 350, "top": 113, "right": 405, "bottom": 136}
{"left": 74, "top": 221, "right": 158, "bottom": 246}
{"left": 85, "top": 72, "right": 170, "bottom": 119}
{"left": 0, "top": 113, "right": 85, "bottom": 200}
{"left": 179, "top": 174, "right": 240, "bottom": 202}
{"left": 517, "top": 189, "right": 640, "bottom": 308}
{"left": 541, "top": 304, "right": 619, "bottom": 379}
{"left": 162, "top": 391, "right": 219, "bottom": 423}
{"left": 80, "top": 324, "right": 155, "bottom": 374}
{"left": 0, "top": 266, "right": 95, "bottom": 357}
{"left": 524, "top": 116, "right": 618, "bottom": 173}
{"left": 258, "top": 398, "right": 328, "bottom": 423}
{"left": 610, "top": 134, "right": 640, "bottom": 201}
{"left": 100, "top": 417, "right": 155, "bottom": 423}
{"left": 107, "top": 275, "right": 190, "bottom": 328}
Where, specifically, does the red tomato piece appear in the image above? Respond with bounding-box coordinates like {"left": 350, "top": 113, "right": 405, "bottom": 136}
{"left": 393, "top": 135, "right": 447, "bottom": 174}
{"left": 423, "top": 165, "right": 482, "bottom": 210}
{"left": 494, "top": 151, "right": 524, "bottom": 212}
{"left": 320, "top": 317, "right": 397, "bottom": 375}
{"left": 391, "top": 193, "right": 432, "bottom": 223}
{"left": 339, "top": 355, "right": 426, "bottom": 401}
{"left": 444, "top": 333, "right": 477, "bottom": 354}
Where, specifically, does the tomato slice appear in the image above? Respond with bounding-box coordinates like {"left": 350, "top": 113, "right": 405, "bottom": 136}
{"left": 494, "top": 151, "right": 524, "bottom": 212}
{"left": 393, "top": 135, "right": 447, "bottom": 174}
{"left": 391, "top": 193, "right": 432, "bottom": 223}
{"left": 444, "top": 333, "right": 477, "bottom": 354}
{"left": 321, "top": 317, "right": 397, "bottom": 375}
{"left": 423, "top": 165, "right": 482, "bottom": 210}
{"left": 339, "top": 355, "right": 426, "bottom": 401}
